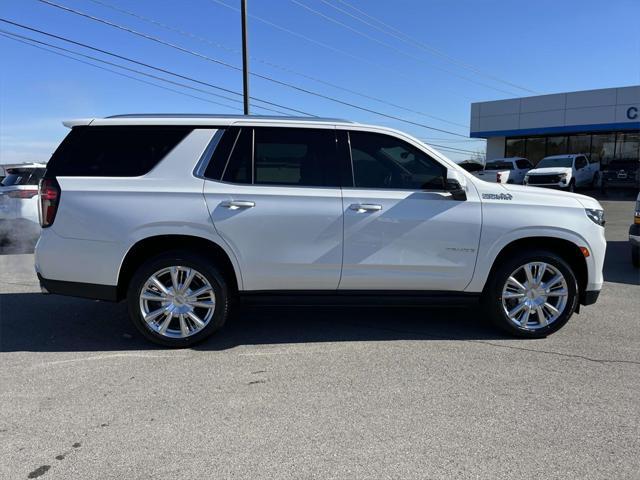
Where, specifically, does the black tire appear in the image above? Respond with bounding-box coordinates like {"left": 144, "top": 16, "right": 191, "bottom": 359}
{"left": 127, "top": 250, "right": 230, "bottom": 347}
{"left": 483, "top": 250, "right": 579, "bottom": 338}
{"left": 568, "top": 179, "right": 576, "bottom": 193}
{"left": 632, "top": 246, "right": 640, "bottom": 269}
{"left": 591, "top": 172, "right": 600, "bottom": 189}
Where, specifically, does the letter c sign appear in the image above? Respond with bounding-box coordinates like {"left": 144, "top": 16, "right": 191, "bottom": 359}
{"left": 628, "top": 106, "right": 639, "bottom": 120}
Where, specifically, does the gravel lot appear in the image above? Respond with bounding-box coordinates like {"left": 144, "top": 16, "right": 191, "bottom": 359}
{"left": 1, "top": 191, "right": 639, "bottom": 480}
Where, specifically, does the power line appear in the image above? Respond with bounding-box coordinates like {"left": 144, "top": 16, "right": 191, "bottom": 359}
{"left": 0, "top": 32, "right": 242, "bottom": 113}
{"left": 33, "top": 0, "right": 470, "bottom": 138}
{"left": 85, "top": 0, "right": 468, "bottom": 129}
{"left": 0, "top": 18, "right": 313, "bottom": 116}
{"left": 207, "top": 0, "right": 476, "bottom": 103}
{"left": 288, "top": 0, "right": 521, "bottom": 96}
{"left": 325, "top": 0, "right": 536, "bottom": 94}
{"left": 0, "top": 30, "right": 296, "bottom": 116}
{"left": 1, "top": 33, "right": 480, "bottom": 156}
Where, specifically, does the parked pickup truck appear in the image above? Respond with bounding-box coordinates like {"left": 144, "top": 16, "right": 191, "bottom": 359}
{"left": 473, "top": 157, "right": 532, "bottom": 184}
{"left": 524, "top": 154, "right": 600, "bottom": 192}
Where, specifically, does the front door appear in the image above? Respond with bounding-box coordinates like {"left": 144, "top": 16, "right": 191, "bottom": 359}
{"left": 339, "top": 130, "right": 482, "bottom": 291}
{"left": 203, "top": 126, "right": 344, "bottom": 291}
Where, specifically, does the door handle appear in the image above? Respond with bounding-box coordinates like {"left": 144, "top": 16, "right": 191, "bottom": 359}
{"left": 220, "top": 200, "right": 255, "bottom": 209}
{"left": 349, "top": 203, "right": 382, "bottom": 213}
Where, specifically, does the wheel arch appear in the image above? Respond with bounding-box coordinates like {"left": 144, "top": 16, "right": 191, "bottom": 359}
{"left": 482, "top": 236, "right": 588, "bottom": 303}
{"left": 117, "top": 234, "right": 241, "bottom": 301}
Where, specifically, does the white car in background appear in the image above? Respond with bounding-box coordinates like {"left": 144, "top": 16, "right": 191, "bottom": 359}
{"left": 524, "top": 154, "right": 600, "bottom": 192}
{"left": 0, "top": 163, "right": 46, "bottom": 248}
{"left": 473, "top": 157, "right": 532, "bottom": 184}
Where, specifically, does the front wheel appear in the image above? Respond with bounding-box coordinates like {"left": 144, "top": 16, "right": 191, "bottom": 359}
{"left": 484, "top": 250, "right": 578, "bottom": 338}
{"left": 127, "top": 251, "right": 230, "bottom": 347}
{"left": 568, "top": 179, "right": 576, "bottom": 192}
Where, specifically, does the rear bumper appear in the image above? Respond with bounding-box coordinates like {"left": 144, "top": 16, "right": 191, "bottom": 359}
{"left": 0, "top": 218, "right": 40, "bottom": 240}
{"left": 37, "top": 273, "right": 118, "bottom": 302}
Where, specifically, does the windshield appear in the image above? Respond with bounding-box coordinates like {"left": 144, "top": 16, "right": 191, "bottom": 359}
{"left": 485, "top": 161, "right": 514, "bottom": 170}
{"left": 0, "top": 168, "right": 44, "bottom": 187}
{"left": 536, "top": 157, "right": 573, "bottom": 169}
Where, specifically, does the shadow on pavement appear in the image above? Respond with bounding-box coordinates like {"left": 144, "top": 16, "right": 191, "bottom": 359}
{"left": 0, "top": 292, "right": 511, "bottom": 352}
{"left": 604, "top": 241, "right": 640, "bottom": 285}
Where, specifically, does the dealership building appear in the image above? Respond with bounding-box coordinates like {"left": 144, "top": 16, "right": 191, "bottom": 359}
{"left": 470, "top": 85, "right": 639, "bottom": 167}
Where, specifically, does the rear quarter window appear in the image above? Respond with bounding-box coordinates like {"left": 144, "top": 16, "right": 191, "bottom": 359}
{"left": 47, "top": 126, "right": 192, "bottom": 177}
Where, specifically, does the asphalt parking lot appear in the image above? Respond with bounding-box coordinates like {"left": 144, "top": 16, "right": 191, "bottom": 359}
{"left": 1, "top": 190, "right": 639, "bottom": 480}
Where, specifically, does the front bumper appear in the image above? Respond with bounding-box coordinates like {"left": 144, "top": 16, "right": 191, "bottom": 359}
{"left": 525, "top": 181, "right": 571, "bottom": 189}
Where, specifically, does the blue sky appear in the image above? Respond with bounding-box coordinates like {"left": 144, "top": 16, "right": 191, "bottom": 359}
{"left": 1, "top": 0, "right": 639, "bottom": 163}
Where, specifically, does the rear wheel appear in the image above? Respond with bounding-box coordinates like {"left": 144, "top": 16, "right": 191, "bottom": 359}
{"left": 127, "top": 251, "right": 229, "bottom": 347}
{"left": 484, "top": 250, "right": 578, "bottom": 338}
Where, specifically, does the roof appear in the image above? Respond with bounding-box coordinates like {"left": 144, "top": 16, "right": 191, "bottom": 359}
{"left": 63, "top": 114, "right": 356, "bottom": 128}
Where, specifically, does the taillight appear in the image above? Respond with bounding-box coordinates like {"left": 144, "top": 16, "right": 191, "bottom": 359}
{"left": 496, "top": 172, "right": 502, "bottom": 183}
{"left": 39, "top": 178, "right": 61, "bottom": 228}
{"left": 8, "top": 189, "right": 39, "bottom": 199}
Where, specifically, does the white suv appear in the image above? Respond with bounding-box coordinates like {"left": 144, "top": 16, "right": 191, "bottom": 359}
{"left": 35, "top": 115, "right": 606, "bottom": 347}
{"left": 0, "top": 163, "right": 46, "bottom": 247}
{"left": 524, "top": 154, "right": 600, "bottom": 192}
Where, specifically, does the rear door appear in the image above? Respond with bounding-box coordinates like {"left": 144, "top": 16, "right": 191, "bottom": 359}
{"left": 338, "top": 130, "right": 482, "bottom": 291}
{"left": 203, "top": 126, "right": 344, "bottom": 291}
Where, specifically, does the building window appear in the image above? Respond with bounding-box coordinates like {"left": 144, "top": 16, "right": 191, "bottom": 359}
{"left": 591, "top": 134, "right": 617, "bottom": 166}
{"left": 568, "top": 134, "right": 592, "bottom": 159}
{"left": 505, "top": 138, "right": 526, "bottom": 158}
{"left": 615, "top": 132, "right": 640, "bottom": 162}
{"left": 546, "top": 136, "right": 568, "bottom": 157}
{"left": 525, "top": 137, "right": 546, "bottom": 165}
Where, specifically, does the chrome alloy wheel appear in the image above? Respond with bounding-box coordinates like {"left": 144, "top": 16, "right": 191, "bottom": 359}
{"left": 139, "top": 266, "right": 216, "bottom": 338}
{"left": 501, "top": 262, "right": 569, "bottom": 330}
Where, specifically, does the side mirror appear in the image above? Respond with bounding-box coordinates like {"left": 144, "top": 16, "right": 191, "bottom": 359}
{"left": 445, "top": 169, "right": 467, "bottom": 201}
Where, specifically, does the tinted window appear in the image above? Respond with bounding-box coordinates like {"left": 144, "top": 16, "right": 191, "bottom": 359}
{"left": 222, "top": 128, "right": 252, "bottom": 184}
{"left": 253, "top": 128, "right": 338, "bottom": 187}
{"left": 537, "top": 157, "right": 574, "bottom": 168}
{"left": 505, "top": 138, "right": 526, "bottom": 158}
{"left": 515, "top": 159, "right": 532, "bottom": 169}
{"left": 1, "top": 168, "right": 45, "bottom": 186}
{"left": 576, "top": 156, "right": 587, "bottom": 169}
{"left": 47, "top": 126, "right": 191, "bottom": 177}
{"left": 485, "top": 161, "right": 514, "bottom": 170}
{"left": 203, "top": 127, "right": 236, "bottom": 180}
{"left": 349, "top": 131, "right": 445, "bottom": 190}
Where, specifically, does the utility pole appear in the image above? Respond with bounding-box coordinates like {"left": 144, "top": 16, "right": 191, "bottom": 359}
{"left": 241, "top": 0, "right": 250, "bottom": 115}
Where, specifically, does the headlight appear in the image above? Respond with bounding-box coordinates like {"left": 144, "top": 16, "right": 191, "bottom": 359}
{"left": 524, "top": 175, "right": 529, "bottom": 182}
{"left": 585, "top": 208, "right": 605, "bottom": 227}
{"left": 559, "top": 173, "right": 568, "bottom": 178}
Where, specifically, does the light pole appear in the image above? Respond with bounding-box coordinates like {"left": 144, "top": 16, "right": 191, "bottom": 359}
{"left": 241, "top": 0, "right": 250, "bottom": 115}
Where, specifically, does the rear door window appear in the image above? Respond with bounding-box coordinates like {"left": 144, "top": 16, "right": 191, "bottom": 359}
{"left": 219, "top": 127, "right": 340, "bottom": 187}
{"left": 47, "top": 126, "right": 192, "bottom": 177}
